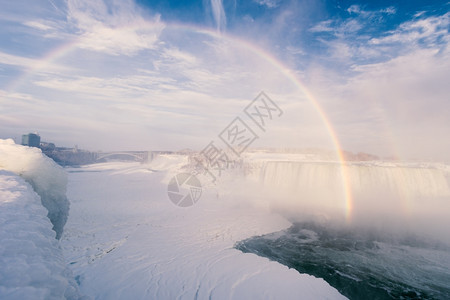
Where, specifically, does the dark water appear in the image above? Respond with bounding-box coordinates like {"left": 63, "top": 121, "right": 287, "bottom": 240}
{"left": 235, "top": 222, "right": 450, "bottom": 300}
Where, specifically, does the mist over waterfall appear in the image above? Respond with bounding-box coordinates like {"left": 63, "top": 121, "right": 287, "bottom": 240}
{"left": 259, "top": 161, "right": 450, "bottom": 239}
{"left": 235, "top": 160, "right": 450, "bottom": 299}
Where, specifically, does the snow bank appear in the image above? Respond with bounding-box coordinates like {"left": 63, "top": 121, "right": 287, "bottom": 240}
{"left": 0, "top": 139, "right": 69, "bottom": 239}
{"left": 0, "top": 170, "right": 83, "bottom": 299}
{"left": 62, "top": 159, "right": 346, "bottom": 299}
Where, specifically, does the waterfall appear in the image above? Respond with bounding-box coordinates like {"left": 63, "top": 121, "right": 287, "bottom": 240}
{"left": 259, "top": 161, "right": 450, "bottom": 223}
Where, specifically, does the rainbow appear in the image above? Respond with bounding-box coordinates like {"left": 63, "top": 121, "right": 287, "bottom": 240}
{"left": 6, "top": 39, "right": 79, "bottom": 93}
{"left": 6, "top": 22, "right": 353, "bottom": 221}
{"left": 168, "top": 24, "right": 354, "bottom": 221}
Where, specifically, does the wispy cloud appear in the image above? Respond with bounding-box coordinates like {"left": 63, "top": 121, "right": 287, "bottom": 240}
{"left": 66, "top": 0, "right": 165, "bottom": 55}
{"left": 0, "top": 51, "right": 43, "bottom": 69}
{"left": 347, "top": 5, "right": 396, "bottom": 16}
{"left": 309, "top": 20, "right": 334, "bottom": 33}
{"left": 23, "top": 20, "right": 54, "bottom": 31}
{"left": 370, "top": 13, "right": 450, "bottom": 48}
{"left": 254, "top": 0, "right": 280, "bottom": 9}
{"left": 310, "top": 5, "right": 395, "bottom": 37}
{"left": 210, "top": 0, "right": 227, "bottom": 32}
{"left": 0, "top": 50, "right": 69, "bottom": 72}
{"left": 309, "top": 10, "right": 449, "bottom": 67}
{"left": 1, "top": 0, "right": 449, "bottom": 158}
{"left": 307, "top": 23, "right": 450, "bottom": 159}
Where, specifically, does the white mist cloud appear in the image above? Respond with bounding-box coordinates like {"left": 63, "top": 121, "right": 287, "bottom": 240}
{"left": 309, "top": 45, "right": 450, "bottom": 160}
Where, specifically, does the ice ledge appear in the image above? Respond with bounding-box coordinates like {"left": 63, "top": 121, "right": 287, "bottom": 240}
{"left": 0, "top": 170, "right": 84, "bottom": 299}
{"left": 0, "top": 139, "right": 69, "bottom": 239}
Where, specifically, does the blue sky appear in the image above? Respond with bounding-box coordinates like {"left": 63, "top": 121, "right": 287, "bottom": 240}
{"left": 0, "top": 0, "right": 449, "bottom": 160}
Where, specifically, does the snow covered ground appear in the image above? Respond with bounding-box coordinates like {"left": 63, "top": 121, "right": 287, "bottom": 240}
{"left": 61, "top": 159, "right": 346, "bottom": 299}
{"left": 0, "top": 140, "right": 345, "bottom": 299}
{"left": 0, "top": 139, "right": 82, "bottom": 299}
{"left": 2, "top": 138, "right": 449, "bottom": 299}
{"left": 0, "top": 171, "right": 81, "bottom": 299}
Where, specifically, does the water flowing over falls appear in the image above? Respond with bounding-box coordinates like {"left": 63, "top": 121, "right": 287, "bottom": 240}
{"left": 236, "top": 161, "right": 450, "bottom": 299}
{"left": 259, "top": 162, "right": 450, "bottom": 227}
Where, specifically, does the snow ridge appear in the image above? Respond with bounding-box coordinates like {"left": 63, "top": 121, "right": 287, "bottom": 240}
{"left": 0, "top": 170, "right": 82, "bottom": 299}
{"left": 0, "top": 139, "right": 69, "bottom": 239}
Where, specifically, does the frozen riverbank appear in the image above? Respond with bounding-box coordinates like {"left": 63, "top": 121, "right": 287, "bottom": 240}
{"left": 0, "top": 172, "right": 80, "bottom": 299}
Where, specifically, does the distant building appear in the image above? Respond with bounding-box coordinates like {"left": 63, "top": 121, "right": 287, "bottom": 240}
{"left": 22, "top": 133, "right": 41, "bottom": 148}
{"left": 40, "top": 142, "right": 56, "bottom": 151}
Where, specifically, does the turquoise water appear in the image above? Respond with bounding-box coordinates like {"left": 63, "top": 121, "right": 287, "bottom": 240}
{"left": 235, "top": 222, "right": 450, "bottom": 300}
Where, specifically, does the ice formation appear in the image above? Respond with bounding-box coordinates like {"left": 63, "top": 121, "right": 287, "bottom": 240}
{"left": 0, "top": 139, "right": 69, "bottom": 239}
{"left": 0, "top": 170, "right": 82, "bottom": 299}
